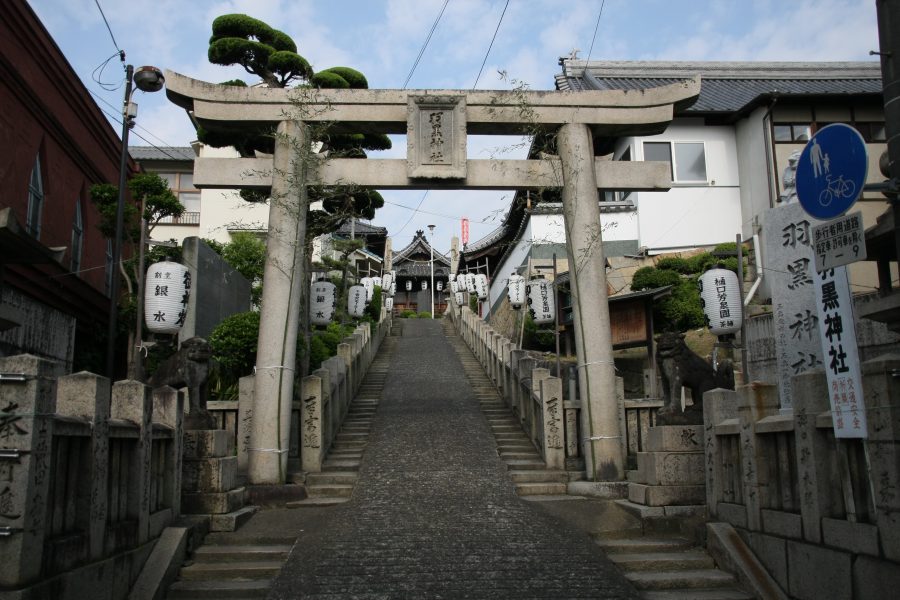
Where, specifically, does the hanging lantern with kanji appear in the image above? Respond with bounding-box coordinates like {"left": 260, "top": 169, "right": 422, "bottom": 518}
{"left": 526, "top": 278, "right": 555, "bottom": 324}
{"left": 455, "top": 292, "right": 465, "bottom": 305}
{"left": 310, "top": 280, "right": 337, "bottom": 326}
{"left": 507, "top": 274, "right": 526, "bottom": 309}
{"left": 450, "top": 280, "right": 459, "bottom": 294}
{"left": 361, "top": 277, "right": 375, "bottom": 303}
{"left": 698, "top": 268, "right": 743, "bottom": 336}
{"left": 474, "top": 273, "right": 488, "bottom": 300}
{"left": 421, "top": 280, "right": 428, "bottom": 291}
{"left": 465, "top": 273, "right": 476, "bottom": 292}
{"left": 382, "top": 272, "right": 394, "bottom": 296}
{"left": 436, "top": 280, "right": 444, "bottom": 291}
{"left": 145, "top": 260, "right": 191, "bottom": 334}
{"left": 348, "top": 284, "right": 367, "bottom": 318}
{"left": 385, "top": 297, "right": 394, "bottom": 312}
{"left": 405, "top": 280, "right": 413, "bottom": 291}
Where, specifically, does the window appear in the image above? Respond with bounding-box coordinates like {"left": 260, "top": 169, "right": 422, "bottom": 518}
{"left": 644, "top": 141, "right": 708, "bottom": 183}
{"left": 71, "top": 199, "right": 84, "bottom": 273}
{"left": 603, "top": 147, "right": 634, "bottom": 203}
{"left": 26, "top": 154, "right": 44, "bottom": 237}
{"left": 854, "top": 122, "right": 886, "bottom": 143}
{"left": 157, "top": 171, "right": 201, "bottom": 224}
{"left": 774, "top": 123, "right": 811, "bottom": 142}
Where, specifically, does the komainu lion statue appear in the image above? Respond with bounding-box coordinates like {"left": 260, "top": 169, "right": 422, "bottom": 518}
{"left": 148, "top": 337, "right": 216, "bottom": 430}
{"left": 655, "top": 332, "right": 734, "bottom": 425}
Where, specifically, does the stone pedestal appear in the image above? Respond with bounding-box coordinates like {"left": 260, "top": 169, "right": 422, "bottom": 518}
{"left": 627, "top": 425, "right": 706, "bottom": 506}
{"left": 182, "top": 430, "right": 256, "bottom": 531}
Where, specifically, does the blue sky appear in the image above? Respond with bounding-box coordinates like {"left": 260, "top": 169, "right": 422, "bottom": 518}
{"left": 28, "top": 0, "right": 880, "bottom": 252}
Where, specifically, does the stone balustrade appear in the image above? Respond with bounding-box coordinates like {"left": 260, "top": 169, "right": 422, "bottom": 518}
{"left": 703, "top": 355, "right": 900, "bottom": 599}
{"left": 0, "top": 354, "right": 183, "bottom": 596}
{"left": 212, "top": 320, "right": 389, "bottom": 476}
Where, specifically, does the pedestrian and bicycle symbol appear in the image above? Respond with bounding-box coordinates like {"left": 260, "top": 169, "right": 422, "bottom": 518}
{"left": 796, "top": 124, "right": 868, "bottom": 220}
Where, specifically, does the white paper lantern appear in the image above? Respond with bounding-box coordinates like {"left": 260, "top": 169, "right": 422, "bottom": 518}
{"left": 145, "top": 261, "right": 190, "bottom": 334}
{"left": 348, "top": 284, "right": 367, "bottom": 318}
{"left": 421, "top": 280, "right": 428, "bottom": 291}
{"left": 385, "top": 297, "right": 393, "bottom": 311}
{"left": 507, "top": 274, "right": 526, "bottom": 309}
{"left": 465, "top": 273, "right": 476, "bottom": 292}
{"left": 373, "top": 276, "right": 382, "bottom": 289}
{"left": 436, "top": 280, "right": 443, "bottom": 291}
{"left": 526, "top": 278, "right": 555, "bottom": 324}
{"left": 699, "top": 268, "right": 743, "bottom": 336}
{"left": 405, "top": 280, "right": 413, "bottom": 291}
{"left": 390, "top": 282, "right": 397, "bottom": 296}
{"left": 361, "top": 277, "right": 375, "bottom": 303}
{"left": 382, "top": 272, "right": 394, "bottom": 296}
{"left": 474, "top": 273, "right": 488, "bottom": 300}
{"left": 310, "top": 281, "right": 337, "bottom": 326}
{"left": 450, "top": 280, "right": 459, "bottom": 293}
{"left": 448, "top": 273, "right": 456, "bottom": 282}
{"left": 455, "top": 292, "right": 465, "bottom": 305}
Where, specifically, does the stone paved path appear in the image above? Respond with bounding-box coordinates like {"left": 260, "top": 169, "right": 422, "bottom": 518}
{"left": 269, "top": 318, "right": 639, "bottom": 599}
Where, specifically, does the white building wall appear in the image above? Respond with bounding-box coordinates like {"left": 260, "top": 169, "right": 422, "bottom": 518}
{"left": 632, "top": 120, "right": 743, "bottom": 253}
{"left": 197, "top": 146, "right": 270, "bottom": 243}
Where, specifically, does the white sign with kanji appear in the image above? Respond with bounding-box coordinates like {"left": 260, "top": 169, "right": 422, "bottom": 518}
{"left": 814, "top": 266, "right": 867, "bottom": 438}
{"left": 812, "top": 211, "right": 866, "bottom": 272}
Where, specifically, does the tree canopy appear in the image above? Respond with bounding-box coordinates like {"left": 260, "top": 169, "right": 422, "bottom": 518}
{"left": 202, "top": 13, "right": 391, "bottom": 235}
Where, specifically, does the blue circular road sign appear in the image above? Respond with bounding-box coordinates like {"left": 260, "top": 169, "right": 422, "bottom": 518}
{"left": 796, "top": 123, "right": 868, "bottom": 220}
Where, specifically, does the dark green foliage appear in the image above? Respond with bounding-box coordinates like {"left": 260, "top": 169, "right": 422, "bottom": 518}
{"left": 654, "top": 257, "right": 691, "bottom": 273}
{"left": 417, "top": 312, "right": 432, "bottom": 319}
{"left": 219, "top": 79, "right": 248, "bottom": 87}
{"left": 522, "top": 314, "right": 555, "bottom": 351}
{"left": 311, "top": 71, "right": 350, "bottom": 88}
{"left": 209, "top": 311, "right": 260, "bottom": 384}
{"left": 201, "top": 238, "right": 226, "bottom": 255}
{"left": 318, "top": 67, "right": 368, "bottom": 89}
{"left": 89, "top": 172, "right": 183, "bottom": 244}
{"left": 469, "top": 294, "right": 478, "bottom": 313}
{"left": 365, "top": 286, "right": 382, "bottom": 321}
{"left": 309, "top": 322, "right": 355, "bottom": 369}
{"left": 222, "top": 232, "right": 266, "bottom": 307}
{"left": 400, "top": 310, "right": 417, "bottom": 319}
{"left": 631, "top": 267, "right": 682, "bottom": 290}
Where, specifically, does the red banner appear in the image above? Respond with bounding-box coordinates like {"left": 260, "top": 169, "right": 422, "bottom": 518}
{"left": 461, "top": 218, "right": 469, "bottom": 245}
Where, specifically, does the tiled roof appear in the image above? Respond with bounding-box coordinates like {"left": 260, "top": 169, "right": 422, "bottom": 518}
{"left": 556, "top": 61, "right": 882, "bottom": 114}
{"left": 335, "top": 219, "right": 387, "bottom": 237}
{"left": 129, "top": 146, "right": 195, "bottom": 161}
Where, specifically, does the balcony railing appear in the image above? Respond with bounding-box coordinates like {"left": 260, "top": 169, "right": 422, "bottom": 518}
{"left": 157, "top": 212, "right": 200, "bottom": 225}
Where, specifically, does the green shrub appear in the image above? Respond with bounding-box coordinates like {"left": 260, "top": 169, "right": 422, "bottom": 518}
{"left": 654, "top": 256, "right": 691, "bottom": 273}
{"left": 400, "top": 310, "right": 417, "bottom": 319}
{"left": 309, "top": 322, "right": 355, "bottom": 370}
{"left": 631, "top": 267, "right": 681, "bottom": 290}
{"left": 209, "top": 311, "right": 260, "bottom": 384}
{"left": 522, "top": 314, "right": 555, "bottom": 351}
{"left": 365, "top": 286, "right": 382, "bottom": 321}
{"left": 417, "top": 311, "right": 432, "bottom": 319}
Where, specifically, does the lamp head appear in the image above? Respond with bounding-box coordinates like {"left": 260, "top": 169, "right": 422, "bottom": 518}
{"left": 428, "top": 224, "right": 435, "bottom": 233}
{"left": 133, "top": 66, "right": 165, "bottom": 92}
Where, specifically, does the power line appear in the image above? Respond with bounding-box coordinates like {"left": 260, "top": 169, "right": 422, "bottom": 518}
{"left": 585, "top": 0, "right": 606, "bottom": 64}
{"left": 88, "top": 88, "right": 183, "bottom": 155}
{"left": 472, "top": 0, "right": 510, "bottom": 90}
{"left": 93, "top": 0, "right": 122, "bottom": 57}
{"left": 93, "top": 101, "right": 186, "bottom": 161}
{"left": 402, "top": 0, "right": 451, "bottom": 89}
{"left": 391, "top": 191, "right": 430, "bottom": 237}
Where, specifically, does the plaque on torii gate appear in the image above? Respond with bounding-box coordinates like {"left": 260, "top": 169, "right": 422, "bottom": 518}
{"left": 164, "top": 72, "right": 700, "bottom": 484}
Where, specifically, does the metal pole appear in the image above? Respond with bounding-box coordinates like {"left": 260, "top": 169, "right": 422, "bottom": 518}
{"left": 429, "top": 225, "right": 435, "bottom": 318}
{"left": 106, "top": 64, "right": 134, "bottom": 380}
{"left": 736, "top": 234, "right": 749, "bottom": 384}
{"left": 129, "top": 197, "right": 147, "bottom": 381}
{"left": 553, "top": 253, "right": 561, "bottom": 378}
{"left": 876, "top": 0, "right": 900, "bottom": 272}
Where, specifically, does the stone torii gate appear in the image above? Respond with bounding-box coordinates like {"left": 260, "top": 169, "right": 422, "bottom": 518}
{"left": 165, "top": 72, "right": 700, "bottom": 484}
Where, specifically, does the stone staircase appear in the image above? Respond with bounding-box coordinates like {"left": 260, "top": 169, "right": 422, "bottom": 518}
{"left": 443, "top": 318, "right": 569, "bottom": 497}
{"left": 594, "top": 533, "right": 754, "bottom": 600}
{"left": 288, "top": 337, "right": 394, "bottom": 506}
{"left": 166, "top": 531, "right": 295, "bottom": 599}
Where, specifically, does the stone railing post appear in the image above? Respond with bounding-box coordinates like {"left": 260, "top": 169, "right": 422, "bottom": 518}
{"left": 237, "top": 375, "right": 254, "bottom": 475}
{"left": 56, "top": 372, "right": 109, "bottom": 561}
{"left": 736, "top": 382, "right": 780, "bottom": 531}
{"left": 509, "top": 350, "right": 528, "bottom": 416}
{"left": 0, "top": 356, "right": 57, "bottom": 588}
{"left": 532, "top": 368, "right": 551, "bottom": 446}
{"left": 540, "top": 376, "right": 565, "bottom": 469}
{"left": 314, "top": 368, "right": 333, "bottom": 452}
{"left": 337, "top": 342, "right": 353, "bottom": 407}
{"left": 111, "top": 380, "right": 153, "bottom": 544}
{"left": 791, "top": 370, "right": 834, "bottom": 543}
{"left": 152, "top": 386, "right": 184, "bottom": 520}
{"left": 301, "top": 375, "right": 324, "bottom": 473}
{"left": 703, "top": 388, "right": 740, "bottom": 519}
{"left": 862, "top": 355, "right": 900, "bottom": 562}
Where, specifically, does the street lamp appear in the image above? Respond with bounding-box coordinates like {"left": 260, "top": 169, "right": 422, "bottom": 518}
{"left": 106, "top": 64, "right": 165, "bottom": 380}
{"left": 428, "top": 224, "right": 436, "bottom": 319}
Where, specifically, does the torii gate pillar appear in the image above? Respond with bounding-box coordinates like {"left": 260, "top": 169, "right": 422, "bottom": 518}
{"left": 559, "top": 123, "right": 625, "bottom": 481}
{"left": 248, "top": 120, "right": 310, "bottom": 484}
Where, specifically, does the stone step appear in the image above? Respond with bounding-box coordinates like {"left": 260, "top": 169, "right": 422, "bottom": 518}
{"left": 323, "top": 459, "right": 360, "bottom": 471}
{"left": 336, "top": 432, "right": 369, "bottom": 441}
{"left": 642, "top": 589, "right": 755, "bottom": 600}
{"left": 285, "top": 496, "right": 350, "bottom": 508}
{"left": 515, "top": 482, "right": 568, "bottom": 496}
{"left": 328, "top": 449, "right": 363, "bottom": 458}
{"left": 500, "top": 451, "right": 541, "bottom": 459}
{"left": 193, "top": 544, "right": 293, "bottom": 562}
{"left": 504, "top": 459, "right": 547, "bottom": 470}
{"left": 307, "top": 484, "right": 354, "bottom": 498}
{"left": 508, "top": 469, "right": 568, "bottom": 483}
{"left": 332, "top": 440, "right": 366, "bottom": 448}
{"left": 307, "top": 471, "right": 358, "bottom": 486}
{"left": 625, "top": 569, "right": 737, "bottom": 591}
{"left": 203, "top": 531, "right": 297, "bottom": 546}
{"left": 167, "top": 579, "right": 273, "bottom": 598}
{"left": 179, "top": 560, "right": 284, "bottom": 581}
{"left": 608, "top": 550, "right": 715, "bottom": 571}
{"left": 595, "top": 536, "right": 694, "bottom": 554}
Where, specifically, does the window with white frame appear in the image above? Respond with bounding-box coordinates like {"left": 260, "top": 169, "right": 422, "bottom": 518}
{"left": 26, "top": 154, "right": 44, "bottom": 237}
{"left": 158, "top": 172, "right": 200, "bottom": 224}
{"left": 71, "top": 199, "right": 84, "bottom": 273}
{"left": 643, "top": 141, "right": 708, "bottom": 183}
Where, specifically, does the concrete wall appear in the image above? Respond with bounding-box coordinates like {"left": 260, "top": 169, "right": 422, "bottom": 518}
{"left": 180, "top": 237, "right": 251, "bottom": 341}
